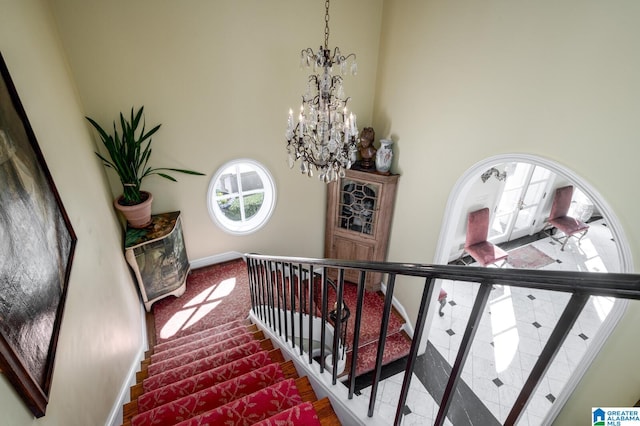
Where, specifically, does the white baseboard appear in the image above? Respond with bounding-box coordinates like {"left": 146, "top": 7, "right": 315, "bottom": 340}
{"left": 190, "top": 251, "right": 244, "bottom": 269}
{"left": 105, "top": 303, "right": 148, "bottom": 426}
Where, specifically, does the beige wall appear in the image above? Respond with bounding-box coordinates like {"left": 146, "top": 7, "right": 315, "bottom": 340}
{"left": 0, "top": 1, "right": 145, "bottom": 425}
{"left": 50, "top": 0, "right": 384, "bottom": 260}
{"left": 374, "top": 0, "right": 640, "bottom": 422}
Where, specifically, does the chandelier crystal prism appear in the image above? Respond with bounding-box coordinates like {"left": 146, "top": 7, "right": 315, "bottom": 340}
{"left": 286, "top": 0, "right": 358, "bottom": 183}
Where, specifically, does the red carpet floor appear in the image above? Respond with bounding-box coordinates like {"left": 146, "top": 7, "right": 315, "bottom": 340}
{"left": 152, "top": 259, "right": 251, "bottom": 343}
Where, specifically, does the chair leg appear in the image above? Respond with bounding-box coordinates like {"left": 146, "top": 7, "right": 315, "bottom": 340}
{"left": 560, "top": 228, "right": 589, "bottom": 251}
{"left": 547, "top": 226, "right": 570, "bottom": 250}
{"left": 438, "top": 297, "right": 446, "bottom": 317}
{"left": 576, "top": 228, "right": 589, "bottom": 245}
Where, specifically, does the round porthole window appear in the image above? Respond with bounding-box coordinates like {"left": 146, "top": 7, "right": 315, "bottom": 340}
{"left": 207, "top": 159, "right": 276, "bottom": 235}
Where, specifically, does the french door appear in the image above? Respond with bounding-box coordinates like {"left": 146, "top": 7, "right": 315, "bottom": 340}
{"left": 489, "top": 163, "right": 554, "bottom": 243}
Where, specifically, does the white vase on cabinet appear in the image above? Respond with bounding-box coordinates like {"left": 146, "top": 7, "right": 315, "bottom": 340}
{"left": 376, "top": 139, "right": 393, "bottom": 173}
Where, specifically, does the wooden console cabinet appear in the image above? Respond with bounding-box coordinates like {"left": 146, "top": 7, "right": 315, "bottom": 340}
{"left": 125, "top": 211, "right": 190, "bottom": 311}
{"left": 324, "top": 169, "right": 399, "bottom": 291}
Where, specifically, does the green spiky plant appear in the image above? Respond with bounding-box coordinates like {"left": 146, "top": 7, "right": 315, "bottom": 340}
{"left": 86, "top": 106, "right": 204, "bottom": 205}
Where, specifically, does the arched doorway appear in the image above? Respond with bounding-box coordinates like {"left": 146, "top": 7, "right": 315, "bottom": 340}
{"left": 432, "top": 153, "right": 631, "bottom": 424}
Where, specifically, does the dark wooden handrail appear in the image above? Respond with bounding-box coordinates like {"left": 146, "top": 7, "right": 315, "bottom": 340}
{"left": 245, "top": 253, "right": 640, "bottom": 298}
{"left": 244, "top": 253, "right": 640, "bottom": 426}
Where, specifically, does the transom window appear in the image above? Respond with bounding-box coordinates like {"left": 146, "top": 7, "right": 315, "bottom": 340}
{"left": 207, "top": 159, "right": 276, "bottom": 235}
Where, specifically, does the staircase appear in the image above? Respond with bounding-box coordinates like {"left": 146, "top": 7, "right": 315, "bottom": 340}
{"left": 322, "top": 281, "right": 412, "bottom": 378}
{"left": 122, "top": 319, "right": 342, "bottom": 425}
{"left": 279, "top": 270, "right": 412, "bottom": 379}
{"left": 120, "top": 255, "right": 640, "bottom": 426}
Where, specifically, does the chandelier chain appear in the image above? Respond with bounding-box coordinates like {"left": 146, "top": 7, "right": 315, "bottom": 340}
{"left": 324, "top": 0, "right": 330, "bottom": 50}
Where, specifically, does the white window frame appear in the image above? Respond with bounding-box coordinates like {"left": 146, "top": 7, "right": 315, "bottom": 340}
{"left": 207, "top": 159, "right": 276, "bottom": 235}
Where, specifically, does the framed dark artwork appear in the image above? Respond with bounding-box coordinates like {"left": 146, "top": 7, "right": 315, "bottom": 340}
{"left": 0, "top": 53, "right": 77, "bottom": 417}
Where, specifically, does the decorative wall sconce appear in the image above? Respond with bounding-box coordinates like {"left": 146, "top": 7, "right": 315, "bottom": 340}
{"left": 481, "top": 167, "right": 507, "bottom": 183}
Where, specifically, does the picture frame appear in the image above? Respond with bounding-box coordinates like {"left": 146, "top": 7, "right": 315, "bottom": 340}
{"left": 0, "top": 52, "right": 77, "bottom": 417}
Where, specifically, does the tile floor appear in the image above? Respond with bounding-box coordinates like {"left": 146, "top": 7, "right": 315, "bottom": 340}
{"left": 356, "top": 219, "right": 620, "bottom": 425}
{"left": 358, "top": 370, "right": 455, "bottom": 426}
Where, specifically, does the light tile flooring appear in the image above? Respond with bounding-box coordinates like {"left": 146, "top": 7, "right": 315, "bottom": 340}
{"left": 359, "top": 371, "right": 453, "bottom": 426}
{"left": 357, "top": 220, "right": 620, "bottom": 425}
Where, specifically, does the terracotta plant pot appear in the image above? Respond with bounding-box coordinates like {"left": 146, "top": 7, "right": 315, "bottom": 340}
{"left": 114, "top": 191, "right": 153, "bottom": 228}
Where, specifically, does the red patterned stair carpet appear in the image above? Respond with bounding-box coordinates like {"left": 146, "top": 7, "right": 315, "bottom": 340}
{"left": 122, "top": 319, "right": 341, "bottom": 425}
{"left": 128, "top": 259, "right": 411, "bottom": 424}
{"left": 318, "top": 281, "right": 413, "bottom": 377}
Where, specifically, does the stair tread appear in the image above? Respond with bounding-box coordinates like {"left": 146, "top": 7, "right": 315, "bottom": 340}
{"left": 170, "top": 378, "right": 307, "bottom": 426}
{"left": 151, "top": 325, "right": 251, "bottom": 363}
{"left": 138, "top": 350, "right": 277, "bottom": 413}
{"left": 137, "top": 350, "right": 298, "bottom": 414}
{"left": 147, "top": 331, "right": 261, "bottom": 376}
{"left": 349, "top": 331, "right": 412, "bottom": 377}
{"left": 154, "top": 319, "right": 250, "bottom": 353}
{"left": 294, "top": 376, "right": 317, "bottom": 403}
{"left": 252, "top": 401, "right": 322, "bottom": 426}
{"left": 126, "top": 355, "right": 296, "bottom": 424}
{"left": 142, "top": 341, "right": 277, "bottom": 393}
{"left": 131, "top": 362, "right": 292, "bottom": 426}
{"left": 314, "top": 398, "right": 342, "bottom": 426}
{"left": 252, "top": 398, "right": 341, "bottom": 426}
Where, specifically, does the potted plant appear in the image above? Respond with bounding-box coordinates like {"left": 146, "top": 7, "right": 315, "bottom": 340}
{"left": 86, "top": 106, "right": 204, "bottom": 228}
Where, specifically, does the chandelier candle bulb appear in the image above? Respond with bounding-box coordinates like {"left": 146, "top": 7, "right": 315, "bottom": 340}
{"left": 287, "top": 109, "right": 294, "bottom": 133}
{"left": 351, "top": 113, "right": 357, "bottom": 137}
{"left": 298, "top": 112, "right": 304, "bottom": 138}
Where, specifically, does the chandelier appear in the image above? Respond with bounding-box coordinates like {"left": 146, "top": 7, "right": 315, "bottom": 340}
{"left": 286, "top": 0, "right": 358, "bottom": 183}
